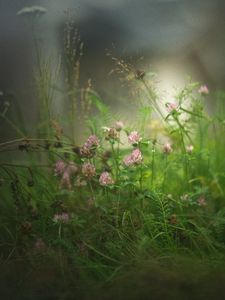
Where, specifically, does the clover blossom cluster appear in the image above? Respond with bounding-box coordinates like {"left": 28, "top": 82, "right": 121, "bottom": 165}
{"left": 86, "top": 135, "right": 100, "bottom": 148}
{"left": 53, "top": 212, "right": 70, "bottom": 223}
{"left": 114, "top": 121, "right": 124, "bottom": 131}
{"left": 123, "top": 148, "right": 143, "bottom": 166}
{"left": 198, "top": 85, "right": 209, "bottom": 95}
{"left": 99, "top": 172, "right": 114, "bottom": 186}
{"left": 53, "top": 117, "right": 198, "bottom": 193}
{"left": 34, "top": 238, "right": 46, "bottom": 253}
{"left": 80, "top": 135, "right": 100, "bottom": 158}
{"left": 82, "top": 162, "right": 96, "bottom": 179}
{"left": 186, "top": 145, "right": 194, "bottom": 154}
{"left": 55, "top": 160, "right": 78, "bottom": 189}
{"left": 166, "top": 102, "right": 179, "bottom": 113}
{"left": 128, "top": 131, "right": 142, "bottom": 144}
{"left": 163, "top": 143, "right": 173, "bottom": 154}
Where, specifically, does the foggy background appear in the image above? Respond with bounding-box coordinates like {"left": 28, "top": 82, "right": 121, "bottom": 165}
{"left": 0, "top": 0, "right": 225, "bottom": 141}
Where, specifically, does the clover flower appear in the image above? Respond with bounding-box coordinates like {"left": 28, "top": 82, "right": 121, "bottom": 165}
{"left": 186, "top": 145, "right": 194, "bottom": 154}
{"left": 115, "top": 121, "right": 124, "bottom": 131}
{"left": 169, "top": 214, "right": 177, "bottom": 225}
{"left": 128, "top": 131, "right": 142, "bottom": 144}
{"left": 99, "top": 172, "right": 114, "bottom": 186}
{"left": 131, "top": 148, "right": 143, "bottom": 163}
{"left": 55, "top": 160, "right": 66, "bottom": 176}
{"left": 166, "top": 102, "right": 179, "bottom": 113}
{"left": 198, "top": 196, "right": 207, "bottom": 207}
{"left": 123, "top": 155, "right": 134, "bottom": 166}
{"left": 53, "top": 212, "right": 70, "bottom": 223}
{"left": 34, "top": 238, "right": 46, "bottom": 253}
{"left": 103, "top": 127, "right": 119, "bottom": 141}
{"left": 60, "top": 171, "right": 72, "bottom": 189}
{"left": 82, "top": 162, "right": 96, "bottom": 178}
{"left": 123, "top": 148, "right": 143, "bottom": 166}
{"left": 55, "top": 160, "right": 78, "bottom": 189}
{"left": 180, "top": 194, "right": 189, "bottom": 201}
{"left": 198, "top": 85, "right": 209, "bottom": 95}
{"left": 163, "top": 143, "right": 173, "bottom": 154}
{"left": 80, "top": 145, "right": 94, "bottom": 158}
{"left": 80, "top": 135, "right": 100, "bottom": 158}
{"left": 85, "top": 135, "right": 100, "bottom": 148}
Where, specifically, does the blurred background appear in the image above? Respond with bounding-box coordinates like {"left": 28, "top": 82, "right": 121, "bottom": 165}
{"left": 0, "top": 0, "right": 225, "bottom": 141}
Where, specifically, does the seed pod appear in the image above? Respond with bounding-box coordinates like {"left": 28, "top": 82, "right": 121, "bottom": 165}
{"left": 135, "top": 70, "right": 145, "bottom": 80}
{"left": 54, "top": 141, "right": 62, "bottom": 148}
{"left": 169, "top": 214, "right": 177, "bottom": 225}
{"left": 18, "top": 140, "right": 30, "bottom": 151}
{"left": 20, "top": 221, "right": 32, "bottom": 234}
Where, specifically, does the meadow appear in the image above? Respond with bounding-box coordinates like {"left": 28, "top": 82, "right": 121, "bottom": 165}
{"left": 1, "top": 7, "right": 225, "bottom": 300}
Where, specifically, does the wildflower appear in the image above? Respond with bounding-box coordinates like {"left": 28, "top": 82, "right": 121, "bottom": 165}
{"left": 180, "top": 194, "right": 189, "bottom": 201}
{"left": 198, "top": 196, "right": 207, "bottom": 207}
{"left": 186, "top": 145, "right": 194, "bottom": 154}
{"left": 85, "top": 135, "right": 100, "bottom": 148}
{"left": 80, "top": 145, "right": 94, "bottom": 158}
{"left": 79, "top": 135, "right": 100, "bottom": 158}
{"left": 166, "top": 102, "right": 179, "bottom": 113}
{"left": 123, "top": 155, "right": 134, "bottom": 166}
{"left": 115, "top": 121, "right": 124, "bottom": 131}
{"left": 198, "top": 85, "right": 209, "bottom": 95}
{"left": 135, "top": 69, "right": 145, "bottom": 80}
{"left": 55, "top": 161, "right": 77, "bottom": 189}
{"left": 53, "top": 212, "right": 70, "bottom": 223}
{"left": 82, "top": 162, "right": 96, "bottom": 178}
{"left": 105, "top": 128, "right": 119, "bottom": 141}
{"left": 128, "top": 131, "right": 142, "bottom": 144}
{"left": 55, "top": 160, "right": 66, "bottom": 176}
{"left": 34, "top": 238, "right": 46, "bottom": 253}
{"left": 124, "top": 148, "right": 143, "bottom": 166}
{"left": 163, "top": 143, "right": 173, "bottom": 154}
{"left": 131, "top": 148, "right": 143, "bottom": 163}
{"left": 20, "top": 221, "right": 32, "bottom": 233}
{"left": 169, "top": 214, "right": 177, "bottom": 225}
{"left": 99, "top": 172, "right": 114, "bottom": 186}
{"left": 60, "top": 171, "right": 72, "bottom": 189}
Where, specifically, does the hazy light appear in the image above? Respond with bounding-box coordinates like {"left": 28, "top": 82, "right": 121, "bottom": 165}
{"left": 156, "top": 62, "right": 188, "bottom": 100}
